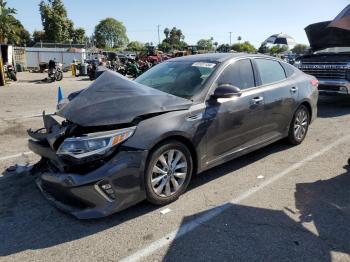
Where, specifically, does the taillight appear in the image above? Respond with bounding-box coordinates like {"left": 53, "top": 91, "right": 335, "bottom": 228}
{"left": 311, "top": 79, "right": 318, "bottom": 88}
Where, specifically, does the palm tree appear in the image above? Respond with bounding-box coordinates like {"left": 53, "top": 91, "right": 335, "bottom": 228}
{"left": 214, "top": 41, "right": 218, "bottom": 52}
{"left": 176, "top": 29, "right": 183, "bottom": 40}
{"left": 163, "top": 28, "right": 169, "bottom": 39}
{"left": 0, "top": 1, "right": 18, "bottom": 43}
{"left": 237, "top": 36, "right": 242, "bottom": 43}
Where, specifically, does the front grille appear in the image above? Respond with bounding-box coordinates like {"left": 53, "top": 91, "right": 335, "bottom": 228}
{"left": 299, "top": 62, "right": 348, "bottom": 79}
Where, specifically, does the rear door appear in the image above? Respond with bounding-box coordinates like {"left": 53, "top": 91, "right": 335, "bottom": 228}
{"left": 205, "top": 59, "right": 266, "bottom": 166}
{"left": 253, "top": 58, "right": 298, "bottom": 138}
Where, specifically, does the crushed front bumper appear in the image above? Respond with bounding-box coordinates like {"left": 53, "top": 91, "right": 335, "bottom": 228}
{"left": 29, "top": 139, "right": 148, "bottom": 219}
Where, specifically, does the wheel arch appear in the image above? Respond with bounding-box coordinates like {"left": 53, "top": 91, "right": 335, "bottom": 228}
{"left": 299, "top": 100, "right": 312, "bottom": 123}
{"left": 146, "top": 134, "right": 199, "bottom": 176}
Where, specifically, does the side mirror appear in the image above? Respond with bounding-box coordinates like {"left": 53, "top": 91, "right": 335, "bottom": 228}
{"left": 212, "top": 84, "right": 241, "bottom": 99}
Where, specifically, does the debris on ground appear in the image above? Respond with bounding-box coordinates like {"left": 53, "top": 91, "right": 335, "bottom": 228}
{"left": 5, "top": 153, "right": 33, "bottom": 175}
{"left": 160, "top": 208, "right": 172, "bottom": 215}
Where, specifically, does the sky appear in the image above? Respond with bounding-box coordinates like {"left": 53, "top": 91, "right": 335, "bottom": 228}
{"left": 8, "top": 0, "right": 349, "bottom": 48}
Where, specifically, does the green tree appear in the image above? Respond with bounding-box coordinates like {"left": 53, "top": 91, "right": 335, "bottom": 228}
{"left": 291, "top": 44, "right": 309, "bottom": 55}
{"left": 270, "top": 44, "right": 288, "bottom": 55}
{"left": 0, "top": 1, "right": 31, "bottom": 46}
{"left": 94, "top": 18, "right": 128, "bottom": 49}
{"left": 163, "top": 28, "right": 170, "bottom": 39}
{"left": 258, "top": 43, "right": 269, "bottom": 54}
{"left": 18, "top": 27, "right": 31, "bottom": 46}
{"left": 158, "top": 41, "right": 171, "bottom": 53}
{"left": 217, "top": 44, "right": 230, "bottom": 53}
{"left": 159, "top": 26, "right": 186, "bottom": 51}
{"left": 39, "top": 0, "right": 74, "bottom": 43}
{"left": 33, "top": 30, "right": 46, "bottom": 43}
{"left": 5, "top": 17, "right": 31, "bottom": 46}
{"left": 197, "top": 38, "right": 213, "bottom": 51}
{"left": 71, "top": 27, "right": 86, "bottom": 44}
{"left": 231, "top": 41, "right": 256, "bottom": 53}
{"left": 0, "top": 1, "right": 18, "bottom": 43}
{"left": 126, "top": 41, "right": 145, "bottom": 52}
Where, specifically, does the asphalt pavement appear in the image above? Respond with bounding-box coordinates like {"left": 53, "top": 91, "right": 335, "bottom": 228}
{"left": 0, "top": 73, "right": 349, "bottom": 262}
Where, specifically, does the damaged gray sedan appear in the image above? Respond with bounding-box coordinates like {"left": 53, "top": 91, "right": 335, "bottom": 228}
{"left": 28, "top": 53, "right": 318, "bottom": 219}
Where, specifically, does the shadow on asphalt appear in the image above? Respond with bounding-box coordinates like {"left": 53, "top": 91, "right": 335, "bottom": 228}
{"left": 317, "top": 95, "right": 350, "bottom": 118}
{"left": 295, "top": 165, "right": 350, "bottom": 257}
{"left": 78, "top": 77, "right": 91, "bottom": 81}
{"left": 164, "top": 166, "right": 350, "bottom": 261}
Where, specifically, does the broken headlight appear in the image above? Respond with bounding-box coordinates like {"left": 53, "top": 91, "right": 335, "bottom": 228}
{"left": 57, "top": 127, "right": 136, "bottom": 159}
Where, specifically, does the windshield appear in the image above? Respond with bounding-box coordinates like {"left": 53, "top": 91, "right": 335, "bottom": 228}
{"left": 314, "top": 47, "right": 350, "bottom": 54}
{"left": 135, "top": 61, "right": 217, "bottom": 99}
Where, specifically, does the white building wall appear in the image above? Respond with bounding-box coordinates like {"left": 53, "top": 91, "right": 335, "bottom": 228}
{"left": 25, "top": 47, "right": 86, "bottom": 69}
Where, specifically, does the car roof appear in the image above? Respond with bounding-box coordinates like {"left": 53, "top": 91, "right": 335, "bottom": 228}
{"left": 168, "top": 53, "right": 273, "bottom": 63}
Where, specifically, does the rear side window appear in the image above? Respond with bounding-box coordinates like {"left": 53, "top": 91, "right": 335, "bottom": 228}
{"left": 281, "top": 62, "right": 296, "bottom": 77}
{"left": 255, "top": 59, "right": 286, "bottom": 85}
{"left": 218, "top": 59, "right": 255, "bottom": 90}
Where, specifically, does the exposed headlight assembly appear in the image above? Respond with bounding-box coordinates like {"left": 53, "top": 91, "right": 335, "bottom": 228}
{"left": 57, "top": 127, "right": 136, "bottom": 158}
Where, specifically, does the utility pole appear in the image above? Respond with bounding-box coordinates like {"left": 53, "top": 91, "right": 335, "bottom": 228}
{"left": 157, "top": 25, "right": 161, "bottom": 46}
{"left": 229, "top": 32, "right": 232, "bottom": 45}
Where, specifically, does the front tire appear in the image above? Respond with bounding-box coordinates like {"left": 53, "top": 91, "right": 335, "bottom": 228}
{"left": 145, "top": 141, "right": 193, "bottom": 205}
{"left": 287, "top": 105, "right": 310, "bottom": 145}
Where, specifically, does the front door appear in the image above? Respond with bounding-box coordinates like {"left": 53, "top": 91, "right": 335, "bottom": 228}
{"left": 204, "top": 59, "right": 266, "bottom": 166}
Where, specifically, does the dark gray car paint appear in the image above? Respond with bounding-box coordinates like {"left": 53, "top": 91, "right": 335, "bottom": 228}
{"left": 30, "top": 53, "right": 318, "bottom": 219}
{"left": 57, "top": 70, "right": 192, "bottom": 127}
{"left": 126, "top": 56, "right": 317, "bottom": 171}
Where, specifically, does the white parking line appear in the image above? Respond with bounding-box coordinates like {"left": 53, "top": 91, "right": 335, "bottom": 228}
{"left": 0, "top": 152, "right": 33, "bottom": 162}
{"left": 121, "top": 134, "right": 350, "bottom": 262}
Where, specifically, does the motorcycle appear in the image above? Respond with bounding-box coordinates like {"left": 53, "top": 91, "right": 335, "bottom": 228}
{"left": 125, "top": 60, "right": 141, "bottom": 78}
{"left": 87, "top": 62, "right": 97, "bottom": 80}
{"left": 138, "top": 60, "right": 152, "bottom": 74}
{"left": 48, "top": 63, "right": 63, "bottom": 82}
{"left": 4, "top": 64, "right": 17, "bottom": 81}
{"left": 116, "top": 64, "right": 127, "bottom": 76}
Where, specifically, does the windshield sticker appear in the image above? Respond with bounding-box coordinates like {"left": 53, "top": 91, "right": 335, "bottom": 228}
{"left": 192, "top": 62, "right": 216, "bottom": 68}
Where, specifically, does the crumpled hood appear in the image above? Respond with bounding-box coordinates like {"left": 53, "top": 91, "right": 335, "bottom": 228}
{"left": 305, "top": 21, "right": 350, "bottom": 51}
{"left": 57, "top": 70, "right": 192, "bottom": 127}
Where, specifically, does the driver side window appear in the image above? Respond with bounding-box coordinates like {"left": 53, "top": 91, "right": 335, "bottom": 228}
{"left": 218, "top": 59, "right": 255, "bottom": 90}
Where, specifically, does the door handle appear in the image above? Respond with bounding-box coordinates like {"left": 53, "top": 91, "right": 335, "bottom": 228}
{"left": 290, "top": 87, "right": 298, "bottom": 93}
{"left": 251, "top": 96, "right": 264, "bottom": 104}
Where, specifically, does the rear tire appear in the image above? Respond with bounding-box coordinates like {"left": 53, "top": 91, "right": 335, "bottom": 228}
{"left": 145, "top": 141, "right": 193, "bottom": 205}
{"left": 287, "top": 105, "right": 310, "bottom": 145}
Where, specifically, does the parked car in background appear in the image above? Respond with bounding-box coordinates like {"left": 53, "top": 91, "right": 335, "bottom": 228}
{"left": 28, "top": 53, "right": 318, "bottom": 219}
{"left": 296, "top": 10, "right": 350, "bottom": 95}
